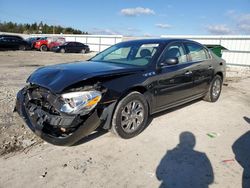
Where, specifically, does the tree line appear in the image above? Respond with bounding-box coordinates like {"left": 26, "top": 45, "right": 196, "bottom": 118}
{"left": 0, "top": 21, "right": 88, "bottom": 34}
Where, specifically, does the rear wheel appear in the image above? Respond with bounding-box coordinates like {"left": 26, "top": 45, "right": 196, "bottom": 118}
{"left": 60, "top": 48, "right": 65, "bottom": 53}
{"left": 19, "top": 45, "right": 26, "bottom": 51}
{"left": 40, "top": 45, "right": 48, "bottom": 52}
{"left": 81, "top": 49, "right": 86, "bottom": 54}
{"left": 111, "top": 91, "right": 148, "bottom": 139}
{"left": 203, "top": 75, "right": 222, "bottom": 102}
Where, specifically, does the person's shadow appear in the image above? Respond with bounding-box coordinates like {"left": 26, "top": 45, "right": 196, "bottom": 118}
{"left": 156, "top": 132, "right": 214, "bottom": 188}
{"left": 232, "top": 117, "right": 250, "bottom": 188}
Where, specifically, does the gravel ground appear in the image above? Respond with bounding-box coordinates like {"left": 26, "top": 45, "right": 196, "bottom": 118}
{"left": 0, "top": 51, "right": 250, "bottom": 188}
{"left": 0, "top": 51, "right": 94, "bottom": 155}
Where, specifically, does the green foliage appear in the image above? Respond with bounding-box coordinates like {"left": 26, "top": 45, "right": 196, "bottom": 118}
{"left": 0, "top": 21, "right": 88, "bottom": 34}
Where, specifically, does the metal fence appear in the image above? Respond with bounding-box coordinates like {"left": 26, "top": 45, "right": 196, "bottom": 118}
{"left": 1, "top": 32, "right": 250, "bottom": 66}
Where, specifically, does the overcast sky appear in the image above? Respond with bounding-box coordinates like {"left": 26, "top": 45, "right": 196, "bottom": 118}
{"left": 0, "top": 0, "right": 250, "bottom": 36}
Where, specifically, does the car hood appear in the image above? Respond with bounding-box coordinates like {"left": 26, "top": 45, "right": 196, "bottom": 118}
{"left": 27, "top": 61, "right": 143, "bottom": 93}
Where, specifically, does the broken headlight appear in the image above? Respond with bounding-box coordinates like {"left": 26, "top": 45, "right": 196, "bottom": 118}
{"left": 60, "top": 90, "right": 102, "bottom": 115}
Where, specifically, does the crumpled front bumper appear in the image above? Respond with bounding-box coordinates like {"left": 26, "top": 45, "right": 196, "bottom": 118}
{"left": 15, "top": 88, "right": 102, "bottom": 146}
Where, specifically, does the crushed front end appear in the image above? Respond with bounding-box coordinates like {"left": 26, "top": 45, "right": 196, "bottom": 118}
{"left": 15, "top": 84, "right": 105, "bottom": 146}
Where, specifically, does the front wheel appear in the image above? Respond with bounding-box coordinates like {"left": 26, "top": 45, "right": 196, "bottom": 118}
{"left": 203, "top": 75, "right": 222, "bottom": 102}
{"left": 40, "top": 45, "right": 48, "bottom": 52}
{"left": 81, "top": 49, "right": 86, "bottom": 54}
{"left": 111, "top": 91, "right": 149, "bottom": 139}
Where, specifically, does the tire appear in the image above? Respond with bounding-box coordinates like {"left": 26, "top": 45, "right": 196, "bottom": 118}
{"left": 40, "top": 45, "right": 48, "bottom": 52}
{"left": 19, "top": 45, "right": 26, "bottom": 51}
{"left": 111, "top": 91, "right": 149, "bottom": 139}
{"left": 60, "top": 48, "right": 65, "bottom": 53}
{"left": 81, "top": 49, "right": 86, "bottom": 54}
{"left": 203, "top": 75, "right": 222, "bottom": 102}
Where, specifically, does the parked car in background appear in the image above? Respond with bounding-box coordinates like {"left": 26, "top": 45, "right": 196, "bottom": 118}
{"left": 34, "top": 37, "right": 65, "bottom": 51}
{"left": 51, "top": 42, "right": 90, "bottom": 53}
{"left": 0, "top": 34, "right": 23, "bottom": 40}
{"left": 0, "top": 35, "right": 30, "bottom": 50}
{"left": 15, "top": 39, "right": 226, "bottom": 146}
{"left": 48, "top": 37, "right": 66, "bottom": 50}
{"left": 34, "top": 37, "right": 48, "bottom": 51}
{"left": 26, "top": 37, "right": 41, "bottom": 49}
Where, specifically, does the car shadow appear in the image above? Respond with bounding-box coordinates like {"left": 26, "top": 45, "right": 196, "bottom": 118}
{"left": 243, "top": 116, "right": 250, "bottom": 124}
{"left": 73, "top": 128, "right": 108, "bottom": 146}
{"left": 232, "top": 117, "right": 250, "bottom": 188}
{"left": 156, "top": 131, "right": 214, "bottom": 188}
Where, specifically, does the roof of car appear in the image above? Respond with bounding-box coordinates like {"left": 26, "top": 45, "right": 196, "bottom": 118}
{"left": 122, "top": 38, "right": 196, "bottom": 44}
{"left": 0, "top": 34, "right": 23, "bottom": 39}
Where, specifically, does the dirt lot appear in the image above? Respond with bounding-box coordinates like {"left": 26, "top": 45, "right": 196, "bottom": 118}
{"left": 0, "top": 51, "right": 95, "bottom": 155}
{"left": 0, "top": 51, "right": 250, "bottom": 188}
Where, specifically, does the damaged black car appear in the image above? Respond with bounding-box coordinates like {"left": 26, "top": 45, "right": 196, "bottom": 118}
{"left": 15, "top": 39, "right": 226, "bottom": 145}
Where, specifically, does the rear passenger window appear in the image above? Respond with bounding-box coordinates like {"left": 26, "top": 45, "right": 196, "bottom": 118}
{"left": 186, "top": 43, "right": 208, "bottom": 61}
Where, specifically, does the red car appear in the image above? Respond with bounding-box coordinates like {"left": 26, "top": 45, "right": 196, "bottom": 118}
{"left": 34, "top": 37, "right": 65, "bottom": 51}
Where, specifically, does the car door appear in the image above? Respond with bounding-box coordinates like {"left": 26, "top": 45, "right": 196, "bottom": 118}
{"left": 184, "top": 42, "right": 214, "bottom": 95}
{"left": 1, "top": 37, "right": 12, "bottom": 49}
{"left": 71, "top": 42, "right": 78, "bottom": 52}
{"left": 65, "top": 42, "right": 72, "bottom": 52}
{"left": 8, "top": 37, "right": 20, "bottom": 49}
{"left": 155, "top": 42, "right": 196, "bottom": 109}
{"left": 6, "top": 37, "right": 17, "bottom": 49}
{"left": 13, "top": 38, "right": 22, "bottom": 49}
{"left": 75, "top": 42, "right": 82, "bottom": 52}
{"left": 0, "top": 37, "right": 6, "bottom": 49}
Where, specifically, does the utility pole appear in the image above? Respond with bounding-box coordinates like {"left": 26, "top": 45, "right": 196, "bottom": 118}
{"left": 38, "top": 21, "right": 43, "bottom": 34}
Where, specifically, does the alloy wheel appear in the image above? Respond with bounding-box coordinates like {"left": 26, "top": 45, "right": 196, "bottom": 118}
{"left": 121, "top": 100, "right": 144, "bottom": 133}
{"left": 212, "top": 79, "right": 221, "bottom": 98}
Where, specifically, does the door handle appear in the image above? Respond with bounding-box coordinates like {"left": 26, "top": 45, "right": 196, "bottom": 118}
{"left": 208, "top": 65, "right": 213, "bottom": 70}
{"left": 185, "top": 71, "right": 193, "bottom": 75}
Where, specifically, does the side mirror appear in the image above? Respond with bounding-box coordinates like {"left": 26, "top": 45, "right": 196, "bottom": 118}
{"left": 159, "top": 57, "right": 179, "bottom": 66}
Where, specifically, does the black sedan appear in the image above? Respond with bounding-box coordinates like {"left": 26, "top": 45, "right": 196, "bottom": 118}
{"left": 0, "top": 35, "right": 30, "bottom": 50}
{"left": 15, "top": 39, "right": 226, "bottom": 145}
{"left": 51, "top": 42, "right": 90, "bottom": 53}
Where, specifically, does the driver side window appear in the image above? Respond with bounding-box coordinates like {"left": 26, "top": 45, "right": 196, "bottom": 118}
{"left": 162, "top": 43, "right": 187, "bottom": 64}
{"left": 103, "top": 47, "right": 131, "bottom": 60}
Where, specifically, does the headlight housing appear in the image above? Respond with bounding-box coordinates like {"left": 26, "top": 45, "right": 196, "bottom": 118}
{"left": 60, "top": 90, "right": 102, "bottom": 115}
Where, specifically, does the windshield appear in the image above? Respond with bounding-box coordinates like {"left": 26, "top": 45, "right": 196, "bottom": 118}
{"left": 91, "top": 41, "right": 162, "bottom": 66}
